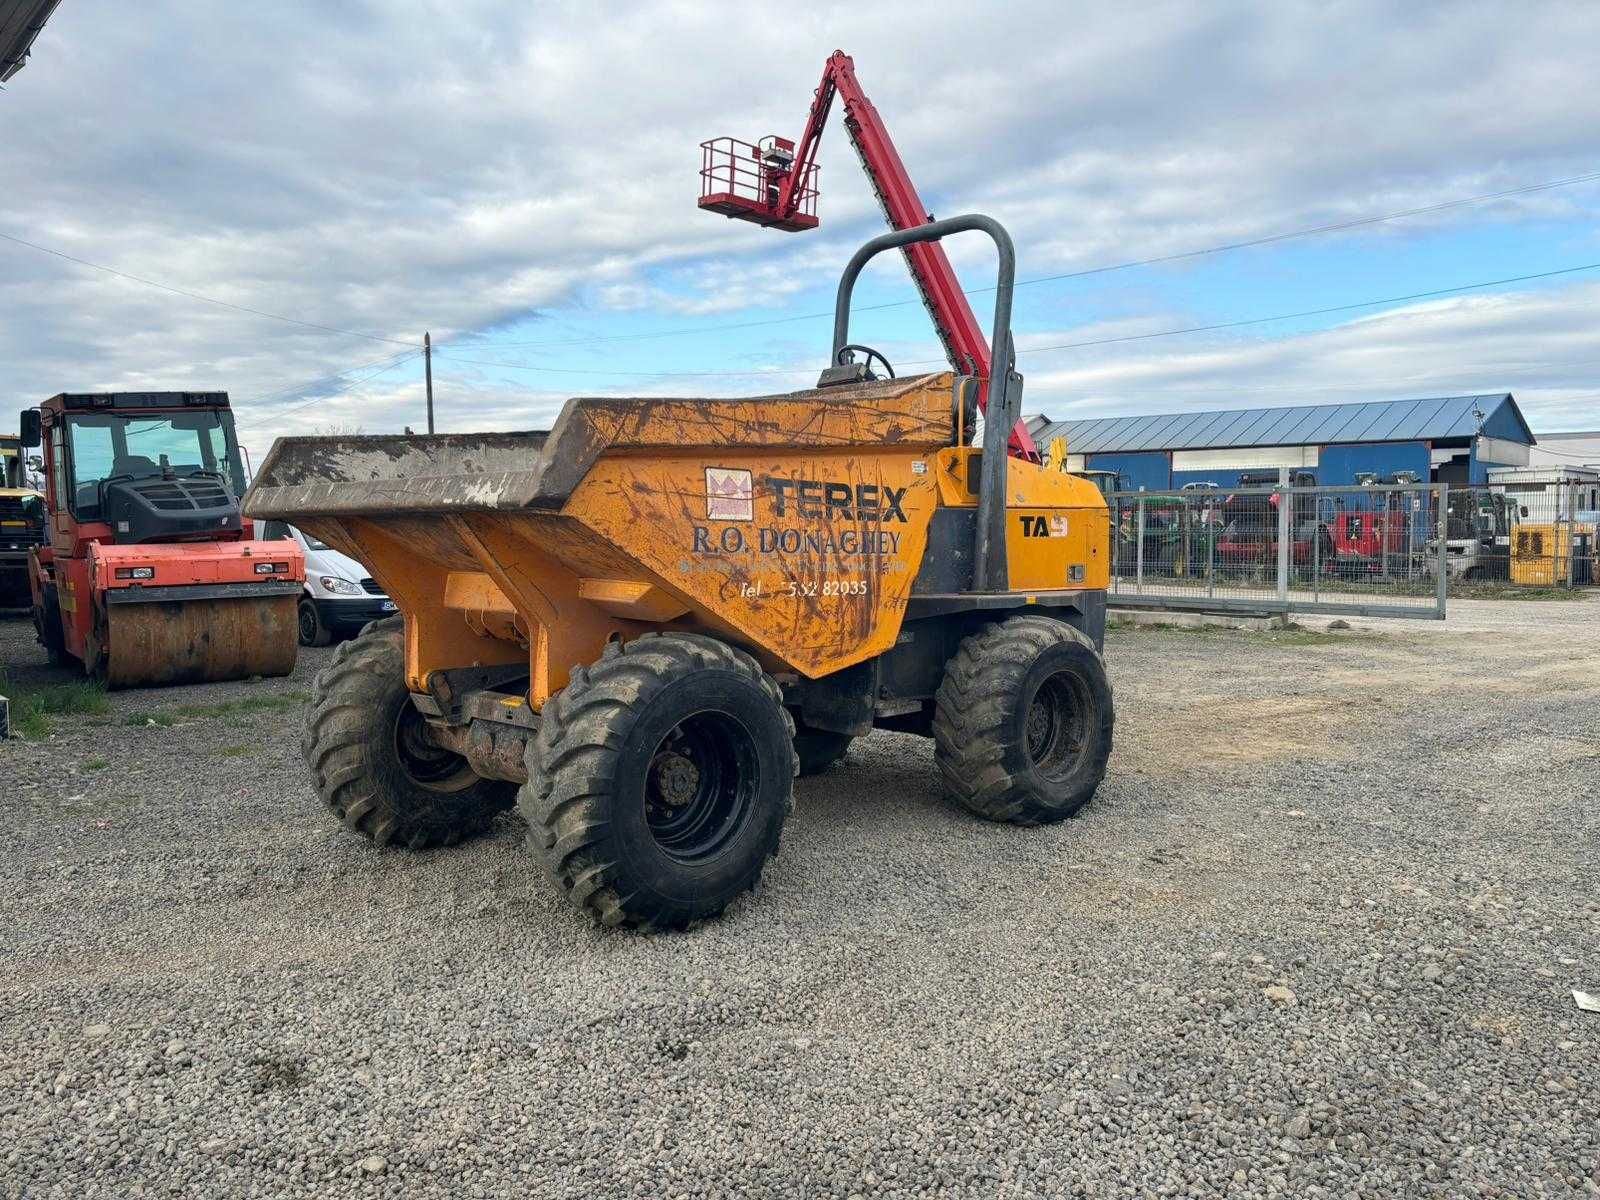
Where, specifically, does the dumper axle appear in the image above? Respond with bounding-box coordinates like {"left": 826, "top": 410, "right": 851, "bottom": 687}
{"left": 418, "top": 699, "right": 536, "bottom": 784}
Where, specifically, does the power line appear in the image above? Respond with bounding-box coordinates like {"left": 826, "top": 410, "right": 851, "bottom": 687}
{"left": 0, "top": 229, "right": 422, "bottom": 347}
{"left": 237, "top": 350, "right": 421, "bottom": 422}
{"left": 440, "top": 259, "right": 1600, "bottom": 379}
{"left": 244, "top": 349, "right": 422, "bottom": 408}
{"left": 436, "top": 349, "right": 812, "bottom": 379}
{"left": 9, "top": 166, "right": 1592, "bottom": 373}
{"left": 905, "top": 261, "right": 1600, "bottom": 364}
{"left": 1524, "top": 438, "right": 1600, "bottom": 462}
{"left": 476, "top": 168, "right": 1600, "bottom": 351}
{"left": 996, "top": 169, "right": 1600, "bottom": 291}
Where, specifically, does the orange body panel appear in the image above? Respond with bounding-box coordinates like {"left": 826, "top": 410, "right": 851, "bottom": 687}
{"left": 90, "top": 539, "right": 303, "bottom": 591}
{"left": 247, "top": 372, "right": 1111, "bottom": 707}
{"left": 53, "top": 540, "right": 305, "bottom": 663}
{"left": 569, "top": 448, "right": 939, "bottom": 678}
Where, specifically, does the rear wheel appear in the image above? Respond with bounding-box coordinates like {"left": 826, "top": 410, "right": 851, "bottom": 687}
{"left": 298, "top": 598, "right": 334, "bottom": 647}
{"left": 302, "top": 616, "right": 514, "bottom": 849}
{"left": 33, "top": 587, "right": 68, "bottom": 667}
{"left": 87, "top": 603, "right": 110, "bottom": 684}
{"left": 522, "top": 633, "right": 797, "bottom": 930}
{"left": 793, "top": 726, "right": 853, "bottom": 776}
{"left": 933, "top": 615, "right": 1114, "bottom": 825}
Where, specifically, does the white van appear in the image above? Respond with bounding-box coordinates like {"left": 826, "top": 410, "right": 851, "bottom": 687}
{"left": 255, "top": 520, "right": 396, "bottom": 645}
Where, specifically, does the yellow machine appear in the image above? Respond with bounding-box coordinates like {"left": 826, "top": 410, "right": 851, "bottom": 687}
{"left": 1510, "top": 522, "right": 1592, "bottom": 586}
{"left": 1, "top": 434, "right": 46, "bottom": 605}
{"left": 244, "top": 217, "right": 1115, "bottom": 928}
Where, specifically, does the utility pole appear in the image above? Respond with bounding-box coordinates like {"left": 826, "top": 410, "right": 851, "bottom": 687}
{"left": 424, "top": 331, "right": 435, "bottom": 434}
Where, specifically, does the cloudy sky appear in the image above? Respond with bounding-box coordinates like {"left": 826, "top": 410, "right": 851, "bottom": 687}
{"left": 3, "top": 1, "right": 1598, "bottom": 460}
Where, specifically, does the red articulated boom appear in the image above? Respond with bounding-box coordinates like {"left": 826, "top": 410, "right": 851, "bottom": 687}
{"left": 699, "top": 49, "right": 1038, "bottom": 461}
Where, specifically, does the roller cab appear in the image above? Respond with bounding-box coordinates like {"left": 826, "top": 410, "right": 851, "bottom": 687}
{"left": 18, "top": 391, "right": 303, "bottom": 687}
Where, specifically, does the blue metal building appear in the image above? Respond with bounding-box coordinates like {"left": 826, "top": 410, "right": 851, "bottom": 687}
{"left": 1031, "top": 394, "right": 1535, "bottom": 490}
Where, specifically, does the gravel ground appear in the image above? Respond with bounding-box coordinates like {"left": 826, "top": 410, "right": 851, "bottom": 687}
{"left": 2, "top": 599, "right": 1598, "bottom": 1199}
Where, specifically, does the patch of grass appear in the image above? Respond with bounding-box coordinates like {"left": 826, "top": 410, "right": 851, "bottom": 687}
{"left": 83, "top": 756, "right": 111, "bottom": 771}
{"left": 0, "top": 670, "right": 111, "bottom": 740}
{"left": 1447, "top": 583, "right": 1585, "bottom": 601}
{"left": 124, "top": 690, "right": 311, "bottom": 728}
{"left": 168, "top": 692, "right": 310, "bottom": 721}
{"left": 217, "top": 744, "right": 253, "bottom": 758}
{"left": 1253, "top": 625, "right": 1375, "bottom": 647}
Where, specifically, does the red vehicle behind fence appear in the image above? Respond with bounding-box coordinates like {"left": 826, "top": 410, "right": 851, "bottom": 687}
{"left": 1213, "top": 471, "right": 1334, "bottom": 571}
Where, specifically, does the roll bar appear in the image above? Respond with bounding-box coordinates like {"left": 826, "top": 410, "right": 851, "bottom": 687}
{"left": 828, "top": 213, "right": 1022, "bottom": 590}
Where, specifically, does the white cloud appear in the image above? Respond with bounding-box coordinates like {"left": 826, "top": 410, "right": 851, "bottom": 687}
{"left": 1020, "top": 282, "right": 1600, "bottom": 431}
{"left": 2, "top": 0, "right": 1597, "bottom": 437}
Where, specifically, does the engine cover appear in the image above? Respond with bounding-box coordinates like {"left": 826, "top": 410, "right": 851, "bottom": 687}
{"left": 102, "top": 475, "right": 242, "bottom": 543}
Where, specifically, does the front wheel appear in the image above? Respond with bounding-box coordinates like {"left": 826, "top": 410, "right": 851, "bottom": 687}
{"left": 302, "top": 617, "right": 515, "bottom": 849}
{"left": 522, "top": 633, "right": 797, "bottom": 930}
{"left": 933, "top": 615, "right": 1114, "bottom": 825}
{"left": 298, "top": 598, "right": 334, "bottom": 647}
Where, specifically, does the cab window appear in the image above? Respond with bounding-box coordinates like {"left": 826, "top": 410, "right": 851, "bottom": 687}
{"left": 66, "top": 411, "right": 247, "bottom": 521}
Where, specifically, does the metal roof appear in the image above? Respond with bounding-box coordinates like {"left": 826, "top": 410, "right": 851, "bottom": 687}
{"left": 1033, "top": 394, "right": 1532, "bottom": 456}
{"left": 0, "top": 0, "right": 62, "bottom": 83}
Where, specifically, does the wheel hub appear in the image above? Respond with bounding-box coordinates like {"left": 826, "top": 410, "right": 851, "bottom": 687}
{"left": 1025, "top": 672, "right": 1090, "bottom": 775}
{"left": 651, "top": 751, "right": 701, "bottom": 808}
{"left": 1026, "top": 698, "right": 1054, "bottom": 760}
{"left": 393, "top": 701, "right": 477, "bottom": 793}
{"left": 643, "top": 715, "right": 759, "bottom": 863}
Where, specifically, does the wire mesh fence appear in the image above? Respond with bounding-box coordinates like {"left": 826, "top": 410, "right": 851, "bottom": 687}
{"left": 1441, "top": 481, "right": 1598, "bottom": 589}
{"left": 1107, "top": 482, "right": 1446, "bottom": 618}
{"left": 1105, "top": 477, "right": 1599, "bottom": 618}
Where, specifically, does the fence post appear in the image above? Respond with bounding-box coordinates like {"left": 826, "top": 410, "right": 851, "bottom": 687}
{"left": 1110, "top": 498, "right": 1120, "bottom": 596}
{"left": 1404, "top": 489, "right": 1413, "bottom": 586}
{"left": 1206, "top": 500, "right": 1215, "bottom": 598}
{"left": 1435, "top": 483, "right": 1449, "bottom": 615}
{"left": 1564, "top": 480, "right": 1576, "bottom": 589}
{"left": 1135, "top": 496, "right": 1146, "bottom": 594}
{"left": 1312, "top": 488, "right": 1321, "bottom": 606}
{"left": 1276, "top": 467, "right": 1290, "bottom": 609}
{"left": 1381, "top": 491, "right": 1391, "bottom": 582}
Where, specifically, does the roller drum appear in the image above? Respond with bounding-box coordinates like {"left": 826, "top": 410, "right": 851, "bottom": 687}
{"left": 101, "top": 594, "right": 298, "bottom": 688}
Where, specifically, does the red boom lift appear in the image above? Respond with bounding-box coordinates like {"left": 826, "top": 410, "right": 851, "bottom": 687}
{"left": 699, "top": 49, "right": 1038, "bottom": 461}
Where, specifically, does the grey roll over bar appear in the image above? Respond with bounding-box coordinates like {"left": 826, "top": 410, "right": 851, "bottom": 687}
{"left": 824, "top": 213, "right": 1023, "bottom": 591}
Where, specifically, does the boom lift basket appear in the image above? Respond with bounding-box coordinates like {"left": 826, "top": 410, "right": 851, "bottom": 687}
{"left": 698, "top": 137, "right": 819, "bottom": 231}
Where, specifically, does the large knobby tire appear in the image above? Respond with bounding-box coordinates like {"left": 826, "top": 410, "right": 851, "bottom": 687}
{"left": 794, "top": 726, "right": 853, "bottom": 777}
{"left": 522, "top": 633, "right": 797, "bottom": 930}
{"left": 933, "top": 615, "right": 1114, "bottom": 825}
{"left": 302, "top": 616, "right": 515, "bottom": 849}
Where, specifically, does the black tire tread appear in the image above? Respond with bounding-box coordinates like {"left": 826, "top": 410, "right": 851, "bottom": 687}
{"left": 302, "top": 616, "right": 513, "bottom": 849}
{"left": 519, "top": 632, "right": 796, "bottom": 929}
{"left": 932, "top": 614, "right": 1111, "bottom": 825}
